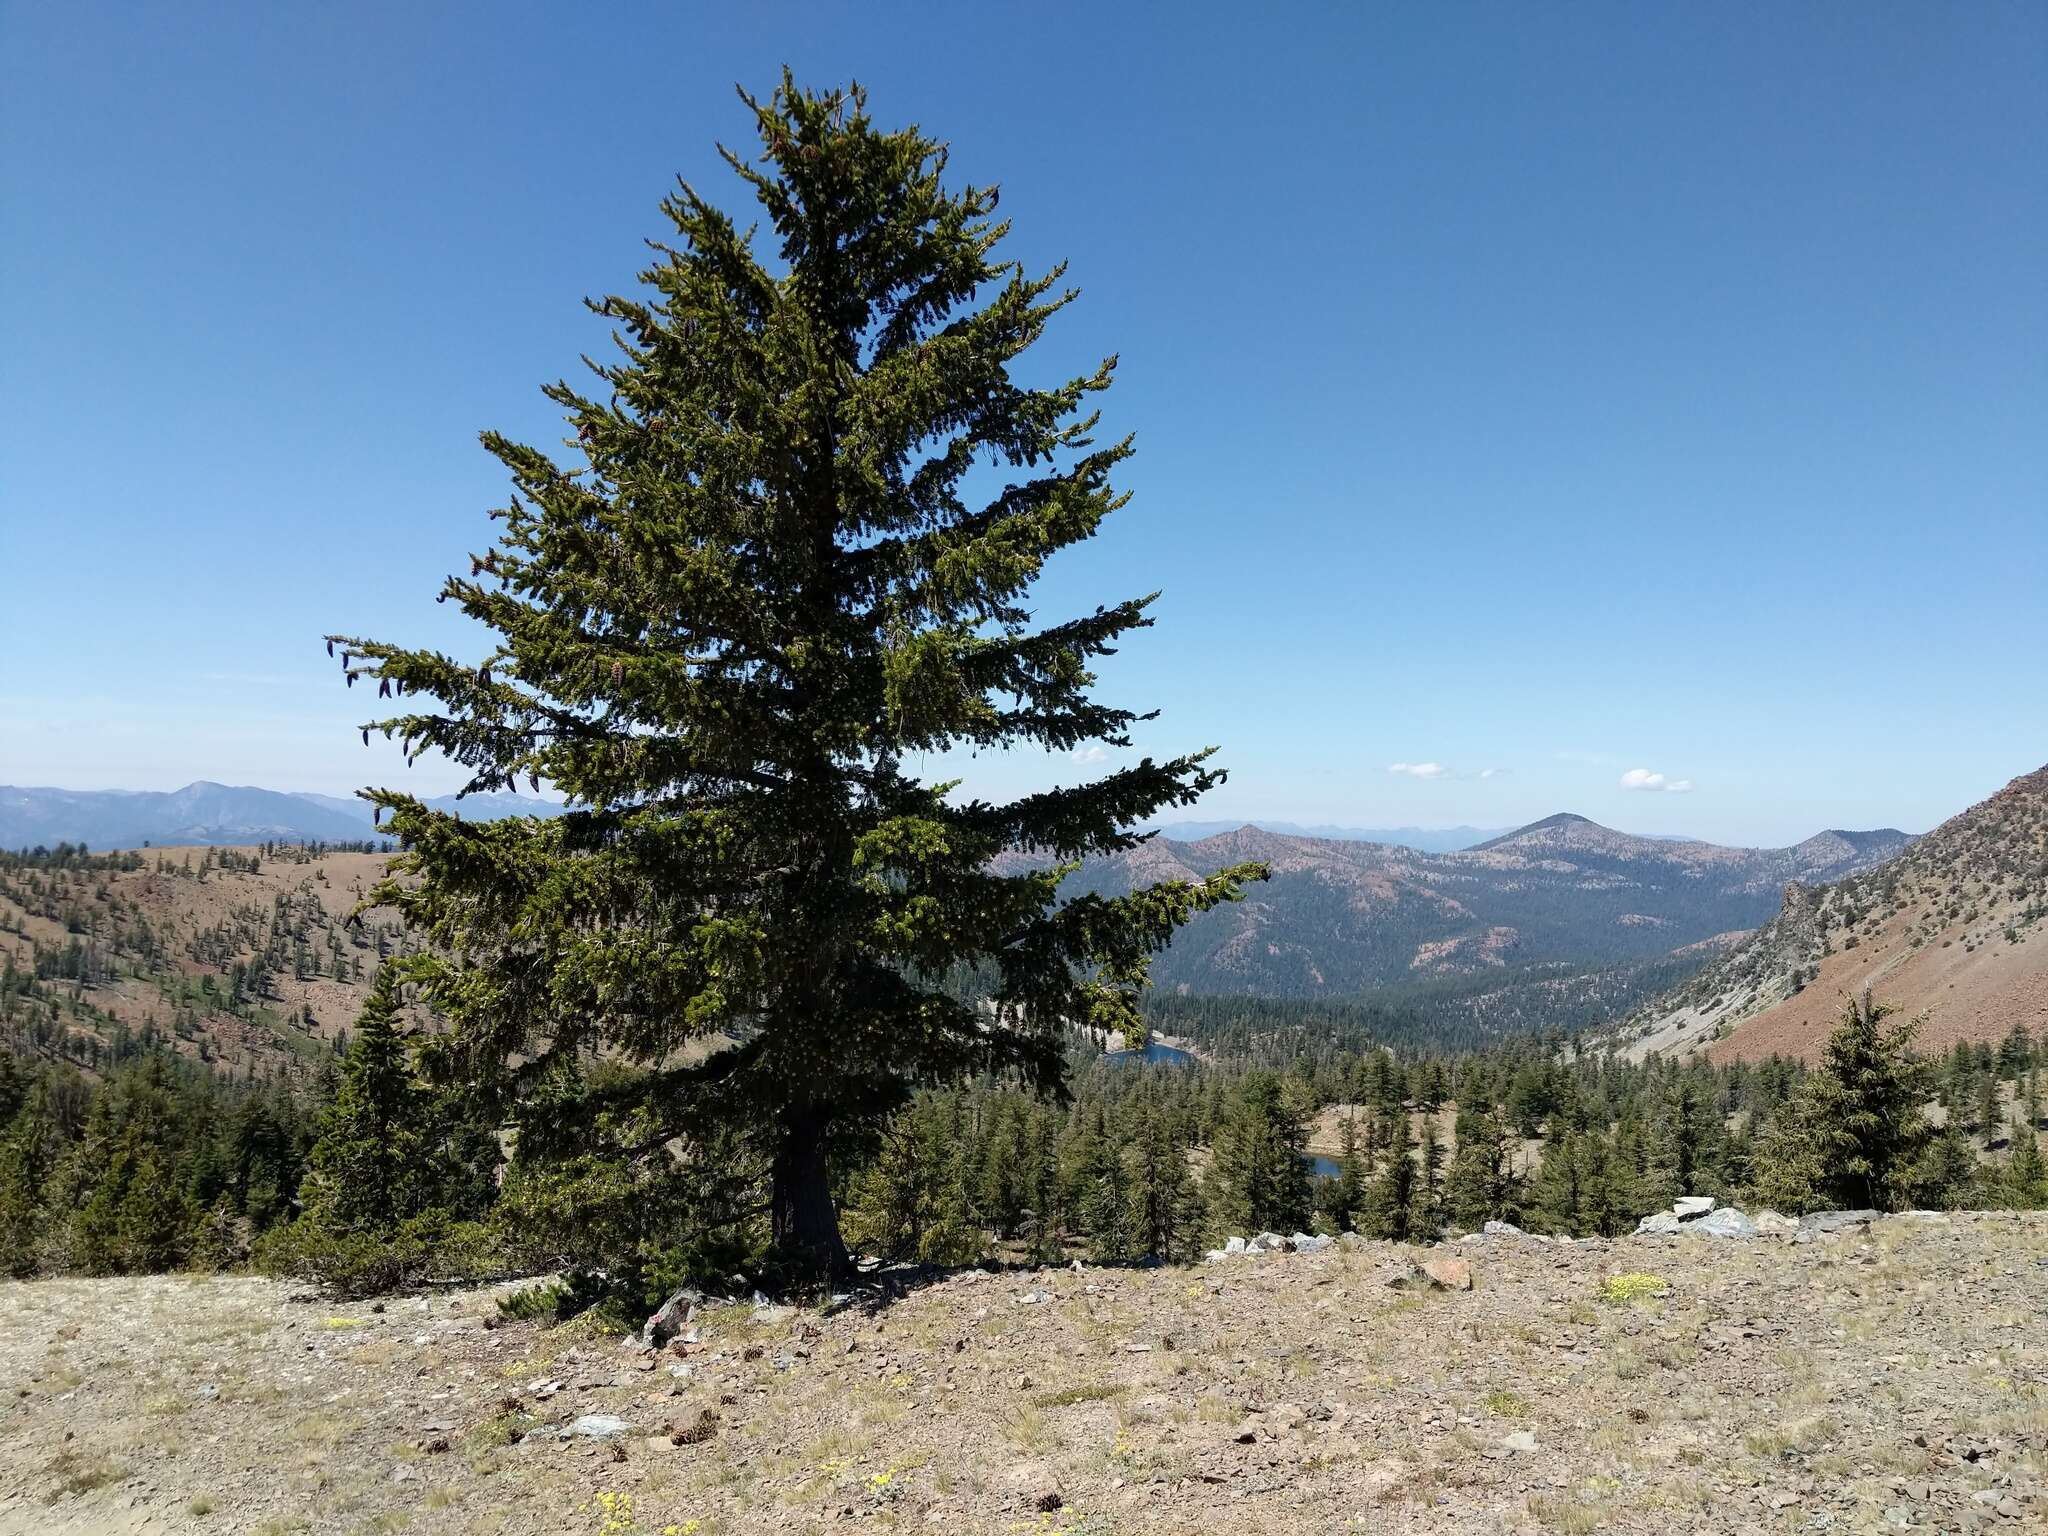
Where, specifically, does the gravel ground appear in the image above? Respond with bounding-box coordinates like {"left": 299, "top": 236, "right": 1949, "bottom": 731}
{"left": 2, "top": 1213, "right": 2043, "bottom": 1535}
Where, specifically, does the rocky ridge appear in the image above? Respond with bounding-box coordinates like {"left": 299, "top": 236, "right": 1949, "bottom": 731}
{"left": 1621, "top": 764, "right": 2048, "bottom": 1062}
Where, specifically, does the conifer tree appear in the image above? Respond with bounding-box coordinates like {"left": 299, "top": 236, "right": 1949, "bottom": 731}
{"left": 1443, "top": 1104, "right": 1516, "bottom": 1230}
{"left": 329, "top": 75, "right": 1260, "bottom": 1282}
{"left": 1317, "top": 1112, "right": 1368, "bottom": 1233}
{"left": 977, "top": 1106, "right": 1027, "bottom": 1240}
{"left": 1974, "top": 1074, "right": 2003, "bottom": 1149}
{"left": 1530, "top": 1128, "right": 1585, "bottom": 1235}
{"left": 1123, "top": 1102, "right": 1204, "bottom": 1262}
{"left": 2004, "top": 1129, "right": 2047, "bottom": 1210}
{"left": 1361, "top": 1116, "right": 1416, "bottom": 1242}
{"left": 1081, "top": 1140, "right": 1133, "bottom": 1264}
{"left": 1751, "top": 994, "right": 1932, "bottom": 1213}
{"left": 1024, "top": 1106, "right": 1067, "bottom": 1264}
{"left": 115, "top": 1153, "right": 193, "bottom": 1272}
{"left": 1645, "top": 1079, "right": 1709, "bottom": 1208}
{"left": 844, "top": 1093, "right": 983, "bottom": 1266}
{"left": 1210, "top": 1072, "right": 1311, "bottom": 1236}
{"left": 0, "top": 1130, "right": 41, "bottom": 1278}
{"left": 304, "top": 967, "right": 431, "bottom": 1233}
{"left": 1998, "top": 1022, "right": 2033, "bottom": 1078}
{"left": 1913, "top": 1121, "right": 1982, "bottom": 1211}
{"left": 1412, "top": 1116, "right": 1446, "bottom": 1236}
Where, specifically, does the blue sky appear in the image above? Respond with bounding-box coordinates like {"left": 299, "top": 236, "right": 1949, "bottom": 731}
{"left": 2, "top": 2, "right": 2042, "bottom": 846}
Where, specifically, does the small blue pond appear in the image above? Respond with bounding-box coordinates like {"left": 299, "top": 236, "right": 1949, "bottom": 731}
{"left": 1305, "top": 1154, "right": 1342, "bottom": 1181}
{"left": 1102, "top": 1040, "right": 1195, "bottom": 1067}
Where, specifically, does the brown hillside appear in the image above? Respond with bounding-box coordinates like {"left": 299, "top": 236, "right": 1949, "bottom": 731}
{"left": 1621, "top": 765, "right": 2048, "bottom": 1063}
{"left": 0, "top": 845, "right": 402, "bottom": 1077}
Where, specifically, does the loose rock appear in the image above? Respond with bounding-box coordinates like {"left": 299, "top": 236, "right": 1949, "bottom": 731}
{"left": 560, "top": 1414, "right": 633, "bottom": 1441}
{"left": 1421, "top": 1256, "right": 1474, "bottom": 1291}
{"left": 1690, "top": 1208, "right": 1759, "bottom": 1240}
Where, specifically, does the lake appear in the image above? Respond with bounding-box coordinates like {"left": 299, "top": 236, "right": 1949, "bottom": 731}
{"left": 1305, "top": 1153, "right": 1342, "bottom": 1180}
{"left": 1103, "top": 1040, "right": 1195, "bottom": 1067}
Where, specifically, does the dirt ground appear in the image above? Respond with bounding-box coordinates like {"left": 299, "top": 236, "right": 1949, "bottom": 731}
{"left": 2, "top": 1214, "right": 2043, "bottom": 1535}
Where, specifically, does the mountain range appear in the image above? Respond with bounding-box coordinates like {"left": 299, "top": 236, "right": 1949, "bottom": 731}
{"left": 9, "top": 767, "right": 2042, "bottom": 1076}
{"left": 1004, "top": 815, "right": 1916, "bottom": 1000}
{"left": 0, "top": 782, "right": 564, "bottom": 851}
{"left": 1621, "top": 763, "right": 2048, "bottom": 1063}
{"left": 1152, "top": 822, "right": 1516, "bottom": 854}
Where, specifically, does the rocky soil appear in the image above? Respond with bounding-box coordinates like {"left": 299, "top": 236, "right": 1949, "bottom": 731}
{"left": 2, "top": 1214, "right": 2043, "bottom": 1536}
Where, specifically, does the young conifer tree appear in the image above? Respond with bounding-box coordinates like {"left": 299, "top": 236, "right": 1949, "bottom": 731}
{"left": 1751, "top": 993, "right": 1932, "bottom": 1213}
{"left": 329, "top": 75, "right": 1261, "bottom": 1282}
{"left": 304, "top": 966, "right": 431, "bottom": 1233}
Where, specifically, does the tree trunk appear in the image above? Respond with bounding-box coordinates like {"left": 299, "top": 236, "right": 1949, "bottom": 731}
{"left": 770, "top": 1109, "right": 849, "bottom": 1284}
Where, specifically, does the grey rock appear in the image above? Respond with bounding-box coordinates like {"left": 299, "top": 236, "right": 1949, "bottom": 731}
{"left": 1481, "top": 1220, "right": 1525, "bottom": 1238}
{"left": 1635, "top": 1212, "right": 1683, "bottom": 1235}
{"left": 1752, "top": 1210, "right": 1800, "bottom": 1237}
{"left": 1292, "top": 1234, "right": 1334, "bottom": 1255}
{"left": 560, "top": 1414, "right": 633, "bottom": 1440}
{"left": 644, "top": 1287, "right": 701, "bottom": 1349}
{"left": 1500, "top": 1430, "right": 1539, "bottom": 1453}
{"left": 1673, "top": 1196, "right": 1717, "bottom": 1220}
{"left": 1223, "top": 1236, "right": 1247, "bottom": 1256}
{"left": 1689, "top": 1207, "right": 1758, "bottom": 1239}
{"left": 1800, "top": 1209, "right": 1881, "bottom": 1234}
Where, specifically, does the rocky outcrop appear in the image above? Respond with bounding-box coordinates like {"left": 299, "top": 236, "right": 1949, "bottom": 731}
{"left": 1636, "top": 1198, "right": 1894, "bottom": 1242}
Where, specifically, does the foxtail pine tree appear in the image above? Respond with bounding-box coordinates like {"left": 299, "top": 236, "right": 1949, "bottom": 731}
{"left": 329, "top": 75, "right": 1261, "bottom": 1281}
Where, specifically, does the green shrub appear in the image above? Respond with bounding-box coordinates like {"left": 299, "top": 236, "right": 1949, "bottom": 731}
{"left": 254, "top": 1210, "right": 498, "bottom": 1297}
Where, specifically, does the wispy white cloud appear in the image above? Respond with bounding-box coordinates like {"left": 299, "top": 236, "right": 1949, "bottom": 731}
{"left": 1070, "top": 745, "right": 1108, "bottom": 766}
{"left": 1479, "top": 767, "right": 1508, "bottom": 780}
{"left": 1388, "top": 761, "right": 1449, "bottom": 780}
{"left": 1620, "top": 767, "right": 1695, "bottom": 793}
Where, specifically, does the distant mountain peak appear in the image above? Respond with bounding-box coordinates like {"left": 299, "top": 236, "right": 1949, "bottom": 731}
{"left": 1469, "top": 812, "right": 1605, "bottom": 851}
{"left": 1153, "top": 820, "right": 1514, "bottom": 855}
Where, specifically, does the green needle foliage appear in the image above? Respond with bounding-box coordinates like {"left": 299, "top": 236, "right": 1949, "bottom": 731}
{"left": 301, "top": 967, "right": 431, "bottom": 1232}
{"left": 327, "top": 74, "right": 1262, "bottom": 1282}
{"left": 1751, "top": 992, "right": 1935, "bottom": 1213}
